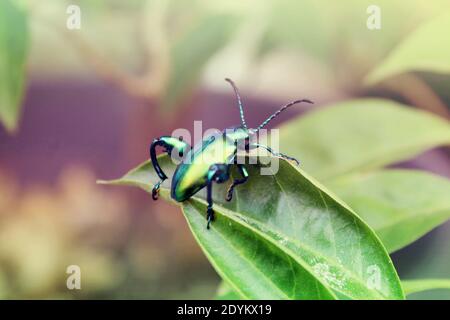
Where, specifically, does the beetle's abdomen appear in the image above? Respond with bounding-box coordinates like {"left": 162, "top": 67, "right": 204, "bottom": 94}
{"left": 170, "top": 134, "right": 236, "bottom": 202}
{"left": 171, "top": 163, "right": 207, "bottom": 201}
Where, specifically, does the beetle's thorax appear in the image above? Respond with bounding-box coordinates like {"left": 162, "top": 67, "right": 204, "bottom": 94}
{"left": 224, "top": 125, "right": 252, "bottom": 143}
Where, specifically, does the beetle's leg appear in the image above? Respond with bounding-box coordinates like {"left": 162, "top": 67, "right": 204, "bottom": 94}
{"left": 250, "top": 143, "right": 300, "bottom": 166}
{"left": 206, "top": 180, "right": 214, "bottom": 229}
{"left": 206, "top": 164, "right": 230, "bottom": 229}
{"left": 150, "top": 136, "right": 191, "bottom": 200}
{"left": 226, "top": 164, "right": 249, "bottom": 201}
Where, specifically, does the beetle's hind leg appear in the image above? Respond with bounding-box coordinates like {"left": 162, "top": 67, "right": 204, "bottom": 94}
{"left": 226, "top": 164, "right": 249, "bottom": 201}
{"left": 150, "top": 136, "right": 191, "bottom": 200}
{"left": 206, "top": 164, "right": 230, "bottom": 229}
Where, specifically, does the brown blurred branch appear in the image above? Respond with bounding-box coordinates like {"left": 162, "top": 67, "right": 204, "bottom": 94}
{"left": 61, "top": 29, "right": 160, "bottom": 101}
{"left": 135, "top": 0, "right": 171, "bottom": 96}
{"left": 30, "top": 3, "right": 168, "bottom": 103}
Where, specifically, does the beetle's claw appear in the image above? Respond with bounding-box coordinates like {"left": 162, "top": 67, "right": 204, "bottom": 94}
{"left": 151, "top": 181, "right": 163, "bottom": 200}
{"left": 151, "top": 187, "right": 159, "bottom": 200}
{"left": 206, "top": 207, "right": 214, "bottom": 229}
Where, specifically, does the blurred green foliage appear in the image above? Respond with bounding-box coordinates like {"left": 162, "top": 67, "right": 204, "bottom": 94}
{"left": 1, "top": 0, "right": 450, "bottom": 299}
{"left": 162, "top": 13, "right": 238, "bottom": 110}
{"left": 1, "top": 0, "right": 449, "bottom": 129}
{"left": 0, "top": 0, "right": 28, "bottom": 132}
{"left": 366, "top": 12, "right": 450, "bottom": 84}
{"left": 331, "top": 170, "right": 450, "bottom": 253}
{"left": 279, "top": 99, "right": 450, "bottom": 180}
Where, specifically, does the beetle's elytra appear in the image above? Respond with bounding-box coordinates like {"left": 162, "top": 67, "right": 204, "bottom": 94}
{"left": 150, "top": 78, "right": 313, "bottom": 229}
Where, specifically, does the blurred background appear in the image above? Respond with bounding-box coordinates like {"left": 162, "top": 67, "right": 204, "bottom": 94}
{"left": 0, "top": 0, "right": 449, "bottom": 299}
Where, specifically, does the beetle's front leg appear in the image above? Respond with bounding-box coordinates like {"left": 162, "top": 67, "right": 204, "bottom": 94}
{"left": 226, "top": 164, "right": 249, "bottom": 201}
{"left": 150, "top": 136, "right": 191, "bottom": 200}
{"left": 206, "top": 164, "right": 230, "bottom": 229}
{"left": 250, "top": 143, "right": 300, "bottom": 166}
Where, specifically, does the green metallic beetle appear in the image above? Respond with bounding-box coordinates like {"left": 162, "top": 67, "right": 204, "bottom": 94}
{"left": 150, "top": 78, "right": 312, "bottom": 229}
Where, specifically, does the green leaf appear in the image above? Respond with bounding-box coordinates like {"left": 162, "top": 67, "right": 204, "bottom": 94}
{"left": 0, "top": 0, "right": 29, "bottom": 132}
{"left": 366, "top": 12, "right": 450, "bottom": 84}
{"left": 402, "top": 279, "right": 450, "bottom": 296}
{"left": 100, "top": 155, "right": 404, "bottom": 299}
{"left": 161, "top": 14, "right": 238, "bottom": 110}
{"left": 278, "top": 99, "right": 450, "bottom": 181}
{"left": 329, "top": 169, "right": 450, "bottom": 253}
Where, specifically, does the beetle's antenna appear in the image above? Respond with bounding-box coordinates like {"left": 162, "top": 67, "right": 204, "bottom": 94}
{"left": 225, "top": 78, "right": 247, "bottom": 129}
{"left": 256, "top": 99, "right": 313, "bottom": 131}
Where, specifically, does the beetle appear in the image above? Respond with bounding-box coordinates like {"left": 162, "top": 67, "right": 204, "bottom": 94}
{"left": 150, "top": 78, "right": 312, "bottom": 229}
